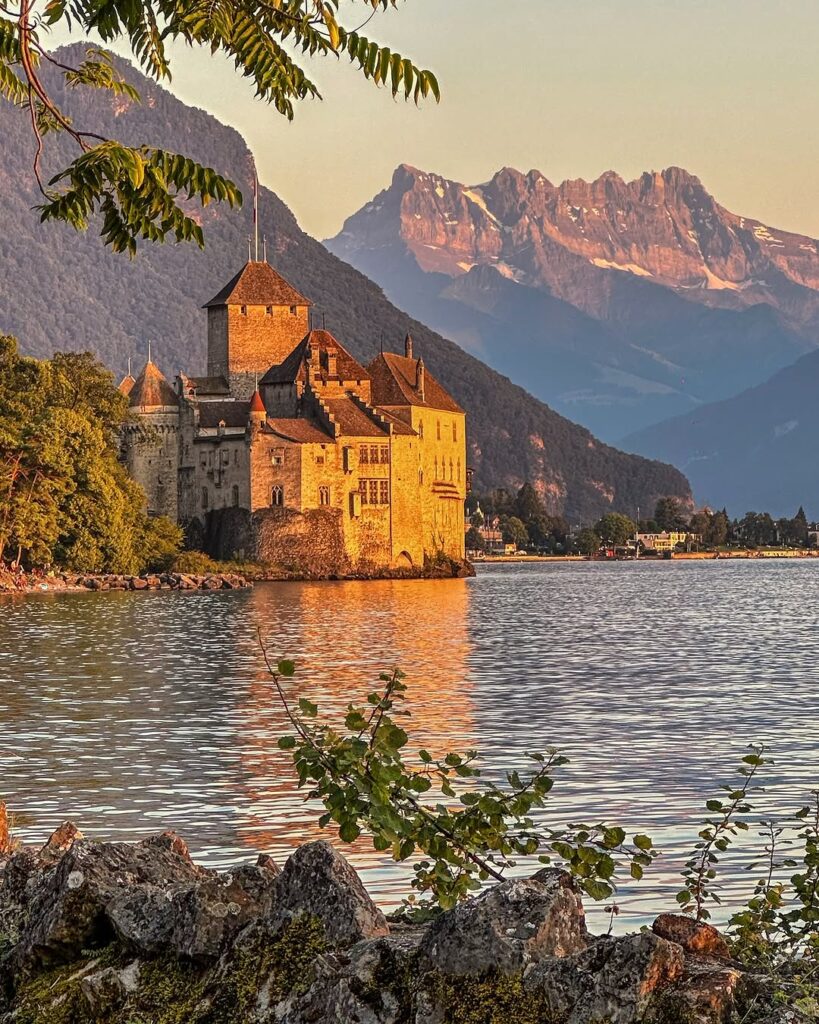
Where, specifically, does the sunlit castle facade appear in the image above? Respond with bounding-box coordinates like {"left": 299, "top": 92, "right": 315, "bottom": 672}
{"left": 119, "top": 259, "right": 467, "bottom": 572}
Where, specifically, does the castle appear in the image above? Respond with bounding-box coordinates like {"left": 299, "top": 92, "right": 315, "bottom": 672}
{"left": 119, "top": 259, "right": 467, "bottom": 573}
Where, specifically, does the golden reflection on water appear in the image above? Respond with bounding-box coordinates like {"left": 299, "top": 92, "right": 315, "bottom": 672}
{"left": 234, "top": 580, "right": 473, "bottom": 869}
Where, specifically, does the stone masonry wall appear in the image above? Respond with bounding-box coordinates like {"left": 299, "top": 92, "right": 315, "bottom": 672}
{"left": 207, "top": 304, "right": 309, "bottom": 397}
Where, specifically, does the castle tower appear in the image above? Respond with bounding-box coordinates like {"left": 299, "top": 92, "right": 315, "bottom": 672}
{"left": 121, "top": 357, "right": 180, "bottom": 520}
{"left": 203, "top": 260, "right": 312, "bottom": 399}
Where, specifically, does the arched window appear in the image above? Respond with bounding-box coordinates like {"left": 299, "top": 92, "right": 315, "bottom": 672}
{"left": 418, "top": 468, "right": 424, "bottom": 485}
{"left": 319, "top": 485, "right": 330, "bottom": 506}
{"left": 436, "top": 420, "right": 441, "bottom": 441}
{"left": 418, "top": 421, "right": 424, "bottom": 439}
{"left": 449, "top": 458, "right": 454, "bottom": 481}
{"left": 232, "top": 484, "right": 240, "bottom": 507}
{"left": 271, "top": 485, "right": 284, "bottom": 507}
{"left": 434, "top": 456, "right": 438, "bottom": 479}
{"left": 201, "top": 487, "right": 208, "bottom": 510}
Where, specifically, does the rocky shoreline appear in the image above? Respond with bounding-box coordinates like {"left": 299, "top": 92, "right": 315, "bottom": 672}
{"left": 0, "top": 810, "right": 792, "bottom": 1024}
{"left": 0, "top": 567, "right": 253, "bottom": 594}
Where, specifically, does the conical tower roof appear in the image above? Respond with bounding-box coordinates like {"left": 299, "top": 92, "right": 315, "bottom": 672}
{"left": 129, "top": 359, "right": 178, "bottom": 409}
{"left": 203, "top": 260, "right": 311, "bottom": 308}
{"left": 118, "top": 373, "right": 136, "bottom": 396}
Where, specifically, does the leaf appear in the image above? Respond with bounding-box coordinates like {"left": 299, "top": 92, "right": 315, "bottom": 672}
{"left": 339, "top": 820, "right": 360, "bottom": 843}
{"left": 298, "top": 698, "right": 318, "bottom": 718}
{"left": 633, "top": 834, "right": 653, "bottom": 851}
{"left": 278, "top": 659, "right": 296, "bottom": 677}
{"left": 277, "top": 735, "right": 296, "bottom": 749}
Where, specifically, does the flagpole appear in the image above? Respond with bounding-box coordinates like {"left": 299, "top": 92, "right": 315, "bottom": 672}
{"left": 254, "top": 173, "right": 259, "bottom": 261}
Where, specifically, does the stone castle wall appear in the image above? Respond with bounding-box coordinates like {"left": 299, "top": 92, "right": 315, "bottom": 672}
{"left": 207, "top": 304, "right": 309, "bottom": 397}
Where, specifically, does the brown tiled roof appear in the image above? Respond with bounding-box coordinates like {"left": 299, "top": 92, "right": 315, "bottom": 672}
{"left": 249, "top": 389, "right": 266, "bottom": 414}
{"left": 118, "top": 374, "right": 135, "bottom": 396}
{"left": 204, "top": 261, "right": 311, "bottom": 308}
{"left": 368, "top": 352, "right": 463, "bottom": 413}
{"left": 325, "top": 397, "right": 388, "bottom": 438}
{"left": 187, "top": 376, "right": 230, "bottom": 396}
{"left": 129, "top": 361, "right": 179, "bottom": 409}
{"left": 376, "top": 407, "right": 417, "bottom": 436}
{"left": 260, "top": 330, "right": 370, "bottom": 386}
{"left": 197, "top": 401, "right": 250, "bottom": 428}
{"left": 266, "top": 418, "right": 333, "bottom": 444}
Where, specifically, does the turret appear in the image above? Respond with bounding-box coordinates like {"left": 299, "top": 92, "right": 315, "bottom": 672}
{"left": 416, "top": 357, "right": 425, "bottom": 401}
{"left": 203, "top": 259, "right": 312, "bottom": 399}
{"left": 405, "top": 333, "right": 414, "bottom": 359}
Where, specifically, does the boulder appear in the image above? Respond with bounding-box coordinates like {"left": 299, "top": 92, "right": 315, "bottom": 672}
{"left": 268, "top": 841, "right": 389, "bottom": 947}
{"left": 419, "top": 868, "right": 587, "bottom": 976}
{"left": 524, "top": 932, "right": 685, "bottom": 1024}
{"left": 38, "top": 821, "right": 83, "bottom": 866}
{"left": 665, "top": 955, "right": 744, "bottom": 1024}
{"left": 79, "top": 961, "right": 141, "bottom": 1017}
{"left": 131, "top": 577, "right": 149, "bottom": 590}
{"left": 16, "top": 833, "right": 203, "bottom": 964}
{"left": 653, "top": 913, "right": 732, "bottom": 959}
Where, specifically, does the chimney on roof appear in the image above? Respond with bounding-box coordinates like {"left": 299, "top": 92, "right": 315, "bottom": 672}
{"left": 326, "top": 347, "right": 338, "bottom": 378}
{"left": 405, "top": 333, "right": 413, "bottom": 359}
{"left": 416, "top": 357, "right": 425, "bottom": 401}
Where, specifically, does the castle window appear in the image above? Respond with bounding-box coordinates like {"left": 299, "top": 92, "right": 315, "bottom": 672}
{"left": 359, "top": 445, "right": 369, "bottom": 464}
{"left": 379, "top": 480, "right": 389, "bottom": 505}
{"left": 457, "top": 459, "right": 461, "bottom": 483}
{"left": 319, "top": 485, "right": 331, "bottom": 506}
{"left": 271, "top": 485, "right": 284, "bottom": 507}
{"left": 434, "top": 456, "right": 438, "bottom": 479}
{"left": 418, "top": 468, "right": 424, "bottom": 485}
{"left": 201, "top": 487, "right": 209, "bottom": 510}
{"left": 289, "top": 305, "right": 297, "bottom": 316}
{"left": 265, "top": 305, "right": 273, "bottom": 316}
{"left": 271, "top": 448, "right": 284, "bottom": 466}
{"left": 379, "top": 445, "right": 389, "bottom": 464}
{"left": 453, "top": 422, "right": 458, "bottom": 442}
{"left": 232, "top": 484, "right": 240, "bottom": 507}
{"left": 436, "top": 420, "right": 441, "bottom": 441}
{"left": 418, "top": 421, "right": 424, "bottom": 439}
{"left": 359, "top": 479, "right": 389, "bottom": 505}
{"left": 369, "top": 479, "right": 379, "bottom": 505}
{"left": 369, "top": 444, "right": 379, "bottom": 464}
{"left": 449, "top": 458, "right": 454, "bottom": 481}
{"left": 240, "top": 305, "right": 247, "bottom": 315}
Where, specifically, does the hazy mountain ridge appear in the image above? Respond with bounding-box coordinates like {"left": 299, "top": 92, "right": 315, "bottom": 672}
{"left": 327, "top": 165, "right": 819, "bottom": 440}
{"left": 0, "top": 44, "right": 690, "bottom": 521}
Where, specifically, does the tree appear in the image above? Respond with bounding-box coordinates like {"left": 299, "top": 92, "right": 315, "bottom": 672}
{"left": 499, "top": 515, "right": 528, "bottom": 549}
{"left": 464, "top": 526, "right": 485, "bottom": 553}
{"left": 654, "top": 497, "right": 686, "bottom": 531}
{"left": 1, "top": 1, "right": 438, "bottom": 254}
{"left": 594, "top": 513, "right": 635, "bottom": 547}
{"left": 705, "top": 509, "right": 729, "bottom": 548}
{"left": 514, "top": 482, "right": 545, "bottom": 523}
{"left": 0, "top": 335, "right": 180, "bottom": 571}
{"left": 575, "top": 528, "right": 601, "bottom": 556}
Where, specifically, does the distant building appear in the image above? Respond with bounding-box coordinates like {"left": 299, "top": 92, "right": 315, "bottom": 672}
{"left": 120, "top": 259, "right": 467, "bottom": 572}
{"left": 635, "top": 531, "right": 698, "bottom": 552}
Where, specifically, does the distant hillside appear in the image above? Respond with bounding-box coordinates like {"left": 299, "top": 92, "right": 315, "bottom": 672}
{"left": 327, "top": 164, "right": 819, "bottom": 440}
{"left": 622, "top": 350, "right": 819, "bottom": 517}
{"left": 0, "top": 44, "right": 691, "bottom": 522}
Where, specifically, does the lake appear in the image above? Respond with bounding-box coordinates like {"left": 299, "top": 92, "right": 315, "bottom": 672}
{"left": 4, "top": 559, "right": 819, "bottom": 928}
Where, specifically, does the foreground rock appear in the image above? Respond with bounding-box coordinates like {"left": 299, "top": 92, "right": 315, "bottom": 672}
{"left": 0, "top": 568, "right": 252, "bottom": 593}
{"left": 0, "top": 822, "right": 782, "bottom": 1023}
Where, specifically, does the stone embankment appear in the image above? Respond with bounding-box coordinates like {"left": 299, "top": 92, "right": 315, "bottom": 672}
{"left": 0, "top": 808, "right": 792, "bottom": 1024}
{"left": 0, "top": 568, "right": 252, "bottom": 594}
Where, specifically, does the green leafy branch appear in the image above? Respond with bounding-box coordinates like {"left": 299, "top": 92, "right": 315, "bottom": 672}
{"left": 261, "top": 635, "right": 657, "bottom": 913}
{"left": 1, "top": 0, "right": 440, "bottom": 252}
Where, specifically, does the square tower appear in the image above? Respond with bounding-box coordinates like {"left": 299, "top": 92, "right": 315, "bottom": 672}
{"left": 204, "top": 260, "right": 311, "bottom": 398}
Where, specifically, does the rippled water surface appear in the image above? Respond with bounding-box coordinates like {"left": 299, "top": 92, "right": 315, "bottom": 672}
{"left": 3, "top": 560, "right": 819, "bottom": 925}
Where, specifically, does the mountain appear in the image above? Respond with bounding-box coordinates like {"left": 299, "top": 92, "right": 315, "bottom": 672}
{"left": 0, "top": 44, "right": 690, "bottom": 523}
{"left": 326, "top": 165, "right": 819, "bottom": 440}
{"left": 622, "top": 349, "right": 819, "bottom": 517}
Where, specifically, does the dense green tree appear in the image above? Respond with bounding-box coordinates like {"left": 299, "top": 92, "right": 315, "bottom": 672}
{"left": 0, "top": 1, "right": 437, "bottom": 254}
{"left": 499, "top": 515, "right": 529, "bottom": 549}
{"left": 705, "top": 509, "right": 729, "bottom": 547}
{"left": 514, "top": 482, "right": 545, "bottom": 523}
{"left": 594, "top": 512, "right": 636, "bottom": 547}
{"left": 0, "top": 335, "right": 180, "bottom": 571}
{"left": 575, "top": 528, "right": 601, "bottom": 556}
{"left": 653, "top": 496, "right": 687, "bottom": 531}
{"left": 464, "top": 526, "right": 485, "bottom": 552}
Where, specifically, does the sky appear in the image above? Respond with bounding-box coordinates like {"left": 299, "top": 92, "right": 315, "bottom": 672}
{"left": 53, "top": 0, "right": 819, "bottom": 241}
